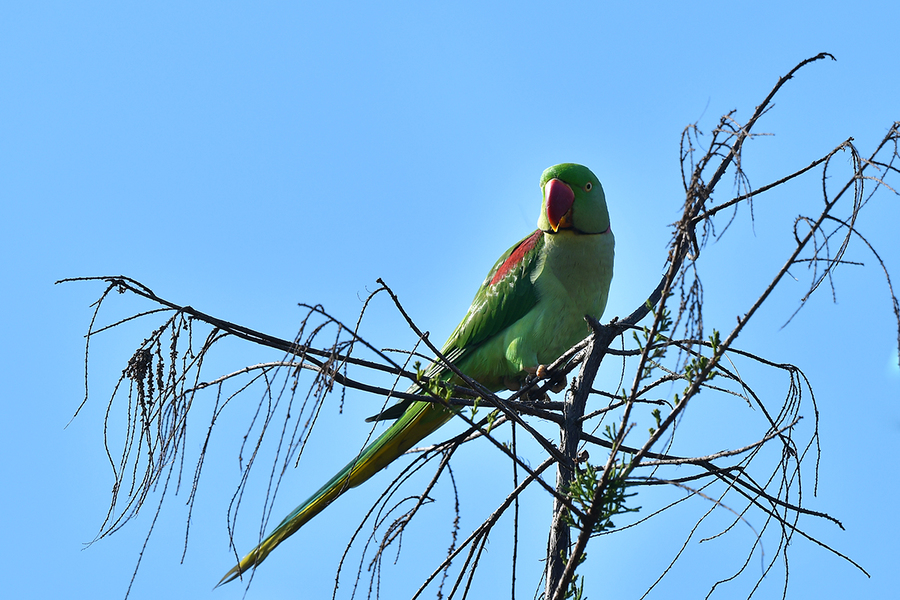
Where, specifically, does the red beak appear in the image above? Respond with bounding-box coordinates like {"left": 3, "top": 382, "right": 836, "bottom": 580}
{"left": 545, "top": 178, "right": 575, "bottom": 232}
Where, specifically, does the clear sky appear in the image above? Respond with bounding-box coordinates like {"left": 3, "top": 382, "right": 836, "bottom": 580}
{"left": 2, "top": 2, "right": 898, "bottom": 599}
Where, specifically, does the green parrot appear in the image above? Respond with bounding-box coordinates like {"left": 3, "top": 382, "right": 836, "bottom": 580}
{"left": 219, "top": 163, "right": 614, "bottom": 585}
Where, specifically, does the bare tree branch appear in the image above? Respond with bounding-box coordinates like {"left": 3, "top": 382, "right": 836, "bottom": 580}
{"left": 59, "top": 53, "right": 899, "bottom": 600}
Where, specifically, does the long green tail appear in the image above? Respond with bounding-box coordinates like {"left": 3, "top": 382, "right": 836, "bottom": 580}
{"left": 218, "top": 400, "right": 454, "bottom": 585}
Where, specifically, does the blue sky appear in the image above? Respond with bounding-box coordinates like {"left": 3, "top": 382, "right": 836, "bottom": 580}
{"left": 2, "top": 2, "right": 898, "bottom": 599}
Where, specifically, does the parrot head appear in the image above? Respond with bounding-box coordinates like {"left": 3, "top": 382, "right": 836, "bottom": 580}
{"left": 537, "top": 163, "right": 609, "bottom": 234}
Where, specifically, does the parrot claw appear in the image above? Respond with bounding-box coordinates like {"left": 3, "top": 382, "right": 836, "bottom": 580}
{"left": 533, "top": 364, "right": 567, "bottom": 393}
{"left": 520, "top": 364, "right": 567, "bottom": 399}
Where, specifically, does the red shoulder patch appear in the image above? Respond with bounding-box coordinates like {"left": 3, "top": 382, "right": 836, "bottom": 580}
{"left": 490, "top": 229, "right": 542, "bottom": 285}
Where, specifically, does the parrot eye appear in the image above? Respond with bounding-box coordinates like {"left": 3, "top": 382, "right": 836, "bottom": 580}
{"left": 584, "top": 182, "right": 593, "bottom": 192}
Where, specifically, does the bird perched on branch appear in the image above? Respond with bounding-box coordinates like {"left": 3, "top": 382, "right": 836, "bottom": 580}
{"left": 219, "top": 162, "right": 615, "bottom": 585}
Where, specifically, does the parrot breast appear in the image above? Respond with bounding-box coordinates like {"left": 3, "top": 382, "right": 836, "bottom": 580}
{"left": 457, "top": 228, "right": 614, "bottom": 389}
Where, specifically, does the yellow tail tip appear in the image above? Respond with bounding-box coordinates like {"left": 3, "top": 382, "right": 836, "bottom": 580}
{"left": 215, "top": 564, "right": 244, "bottom": 588}
{"left": 216, "top": 551, "right": 261, "bottom": 588}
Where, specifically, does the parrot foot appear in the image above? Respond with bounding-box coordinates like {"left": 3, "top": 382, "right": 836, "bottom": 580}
{"left": 548, "top": 376, "right": 568, "bottom": 394}
{"left": 534, "top": 364, "right": 567, "bottom": 393}
{"left": 521, "top": 364, "right": 568, "bottom": 398}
